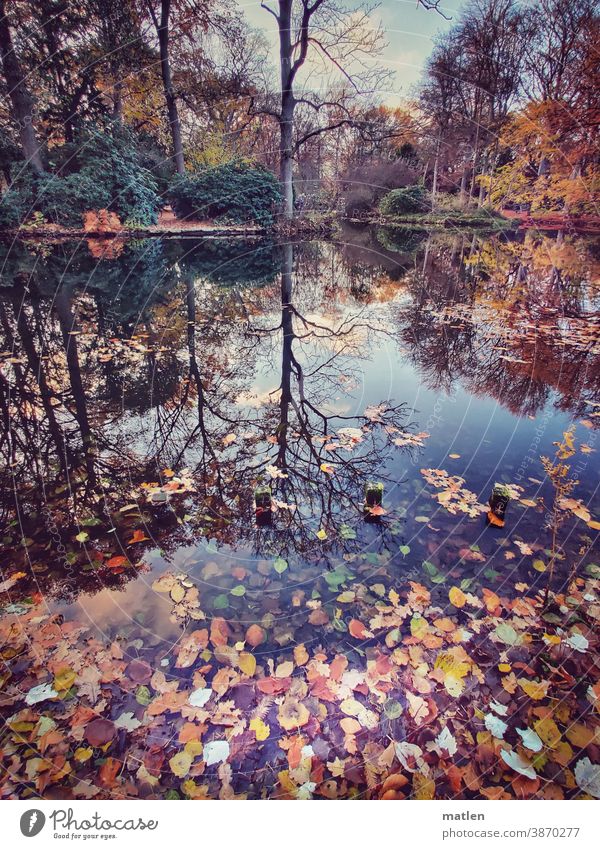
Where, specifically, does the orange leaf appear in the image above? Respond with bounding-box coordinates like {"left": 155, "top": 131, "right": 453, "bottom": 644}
{"left": 98, "top": 757, "right": 121, "bottom": 788}
{"left": 257, "top": 676, "right": 291, "bottom": 695}
{"left": 448, "top": 586, "right": 466, "bottom": 608}
{"left": 106, "top": 555, "right": 128, "bottom": 569}
{"left": 348, "top": 619, "right": 368, "bottom": 639}
{"left": 482, "top": 588, "right": 501, "bottom": 613}
{"left": 210, "top": 617, "right": 230, "bottom": 648}
{"left": 127, "top": 529, "right": 149, "bottom": 545}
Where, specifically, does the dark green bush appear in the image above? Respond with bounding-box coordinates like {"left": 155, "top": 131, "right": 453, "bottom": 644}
{"left": 168, "top": 161, "right": 282, "bottom": 227}
{"left": 379, "top": 185, "right": 430, "bottom": 216}
{"left": 0, "top": 124, "right": 162, "bottom": 229}
{"left": 0, "top": 187, "right": 29, "bottom": 229}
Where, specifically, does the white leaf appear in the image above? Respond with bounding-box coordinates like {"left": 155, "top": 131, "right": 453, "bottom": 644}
{"left": 435, "top": 726, "right": 457, "bottom": 756}
{"left": 500, "top": 749, "right": 536, "bottom": 779}
{"left": 296, "top": 781, "right": 317, "bottom": 799}
{"left": 516, "top": 727, "right": 543, "bottom": 752}
{"left": 395, "top": 741, "right": 425, "bottom": 773}
{"left": 490, "top": 700, "right": 508, "bottom": 716}
{"left": 189, "top": 687, "right": 212, "bottom": 708}
{"left": 114, "top": 711, "right": 141, "bottom": 731}
{"left": 574, "top": 757, "right": 600, "bottom": 798}
{"left": 25, "top": 683, "right": 58, "bottom": 705}
{"left": 203, "top": 740, "right": 230, "bottom": 766}
{"left": 485, "top": 713, "right": 508, "bottom": 739}
{"left": 566, "top": 632, "right": 589, "bottom": 652}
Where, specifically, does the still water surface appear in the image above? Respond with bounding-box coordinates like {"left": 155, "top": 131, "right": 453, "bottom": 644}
{"left": 0, "top": 226, "right": 598, "bottom": 652}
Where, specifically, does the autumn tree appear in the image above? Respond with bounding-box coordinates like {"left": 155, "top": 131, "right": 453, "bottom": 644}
{"left": 419, "top": 0, "right": 532, "bottom": 207}
{"left": 259, "top": 0, "right": 440, "bottom": 218}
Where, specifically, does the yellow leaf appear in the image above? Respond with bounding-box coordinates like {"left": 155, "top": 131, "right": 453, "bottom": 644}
{"left": 294, "top": 644, "right": 309, "bottom": 666}
{"left": 410, "top": 614, "right": 428, "bottom": 639}
{"left": 169, "top": 751, "right": 192, "bottom": 778}
{"left": 498, "top": 663, "right": 511, "bottom": 672}
{"left": 336, "top": 591, "right": 355, "bottom": 603}
{"left": 170, "top": 584, "right": 185, "bottom": 603}
{"left": 565, "top": 723, "right": 595, "bottom": 749}
{"left": 518, "top": 678, "right": 549, "bottom": 700}
{"left": 278, "top": 698, "right": 310, "bottom": 730}
{"left": 389, "top": 588, "right": 400, "bottom": 606}
{"left": 238, "top": 651, "right": 256, "bottom": 677}
{"left": 534, "top": 716, "right": 561, "bottom": 749}
{"left": 74, "top": 747, "right": 93, "bottom": 763}
{"left": 184, "top": 740, "right": 203, "bottom": 758}
{"left": 53, "top": 667, "right": 76, "bottom": 692}
{"left": 181, "top": 779, "right": 208, "bottom": 799}
{"left": 587, "top": 520, "right": 600, "bottom": 531}
{"left": 449, "top": 586, "right": 466, "bottom": 608}
{"left": 316, "top": 529, "right": 327, "bottom": 540}
{"left": 445, "top": 673, "right": 466, "bottom": 697}
{"left": 340, "top": 698, "right": 363, "bottom": 717}
{"left": 533, "top": 559, "right": 546, "bottom": 572}
{"left": 275, "top": 660, "right": 294, "bottom": 678}
{"left": 413, "top": 772, "right": 435, "bottom": 799}
{"left": 249, "top": 717, "right": 270, "bottom": 741}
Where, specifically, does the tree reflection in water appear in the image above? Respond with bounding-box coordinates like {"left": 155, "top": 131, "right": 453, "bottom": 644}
{"left": 0, "top": 229, "right": 598, "bottom": 609}
{"left": 0, "top": 229, "right": 599, "bottom": 801}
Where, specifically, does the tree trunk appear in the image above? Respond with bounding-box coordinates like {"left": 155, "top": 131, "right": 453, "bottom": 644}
{"left": 157, "top": 0, "right": 185, "bottom": 175}
{"left": 277, "top": 0, "right": 295, "bottom": 219}
{"left": 0, "top": 0, "right": 43, "bottom": 174}
{"left": 431, "top": 129, "right": 442, "bottom": 210}
{"left": 112, "top": 77, "right": 123, "bottom": 123}
{"left": 459, "top": 164, "right": 469, "bottom": 209}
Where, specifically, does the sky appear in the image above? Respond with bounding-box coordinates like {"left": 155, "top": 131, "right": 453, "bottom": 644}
{"left": 239, "top": 0, "right": 459, "bottom": 104}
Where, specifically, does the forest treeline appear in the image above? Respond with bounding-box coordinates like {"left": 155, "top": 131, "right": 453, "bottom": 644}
{"left": 0, "top": 0, "right": 598, "bottom": 229}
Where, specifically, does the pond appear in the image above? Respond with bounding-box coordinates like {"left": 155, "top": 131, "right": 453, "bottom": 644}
{"left": 1, "top": 226, "right": 599, "bottom": 800}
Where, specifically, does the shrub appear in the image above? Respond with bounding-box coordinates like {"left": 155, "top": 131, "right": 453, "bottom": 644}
{"left": 344, "top": 188, "right": 374, "bottom": 218}
{"left": 0, "top": 188, "right": 29, "bottom": 229}
{"left": 1, "top": 124, "right": 162, "bottom": 229}
{"left": 379, "top": 185, "right": 430, "bottom": 216}
{"left": 341, "top": 158, "right": 420, "bottom": 213}
{"left": 168, "top": 161, "right": 282, "bottom": 227}
{"left": 74, "top": 126, "right": 161, "bottom": 225}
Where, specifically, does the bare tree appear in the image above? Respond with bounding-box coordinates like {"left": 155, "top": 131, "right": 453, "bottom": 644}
{"left": 260, "top": 0, "right": 420, "bottom": 218}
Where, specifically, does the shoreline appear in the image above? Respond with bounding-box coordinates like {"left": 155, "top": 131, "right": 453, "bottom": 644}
{"left": 1, "top": 211, "right": 599, "bottom": 241}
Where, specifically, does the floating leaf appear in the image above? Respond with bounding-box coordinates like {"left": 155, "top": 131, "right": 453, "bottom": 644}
{"left": 274, "top": 557, "right": 288, "bottom": 574}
